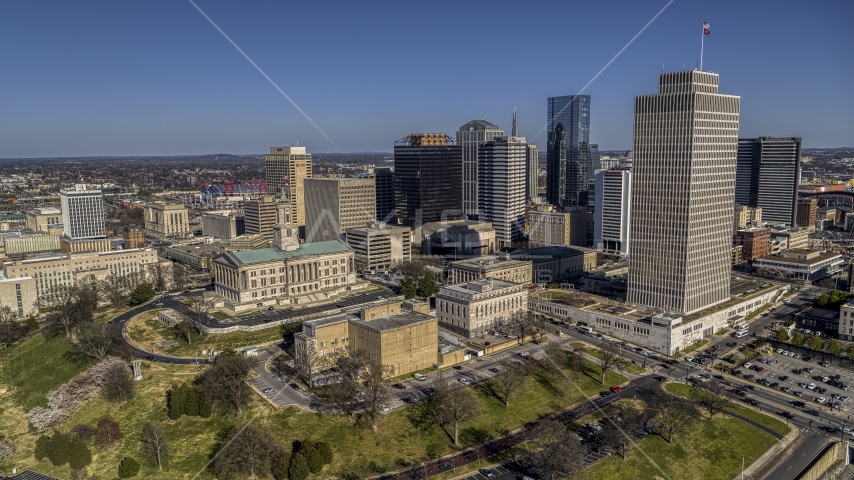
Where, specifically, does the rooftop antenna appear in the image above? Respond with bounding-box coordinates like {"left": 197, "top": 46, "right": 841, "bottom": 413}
{"left": 481, "top": 109, "right": 484, "bottom": 120}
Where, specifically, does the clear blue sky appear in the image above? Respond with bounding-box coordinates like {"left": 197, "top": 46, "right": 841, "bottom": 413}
{"left": 1, "top": 0, "right": 852, "bottom": 157}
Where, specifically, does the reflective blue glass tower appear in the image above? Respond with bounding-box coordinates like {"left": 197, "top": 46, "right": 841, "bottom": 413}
{"left": 546, "top": 95, "right": 591, "bottom": 207}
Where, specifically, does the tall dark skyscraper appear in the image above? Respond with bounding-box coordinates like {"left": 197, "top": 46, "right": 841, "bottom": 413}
{"left": 373, "top": 167, "right": 395, "bottom": 222}
{"left": 546, "top": 95, "right": 591, "bottom": 207}
{"left": 734, "top": 137, "right": 802, "bottom": 226}
{"left": 393, "top": 134, "right": 463, "bottom": 224}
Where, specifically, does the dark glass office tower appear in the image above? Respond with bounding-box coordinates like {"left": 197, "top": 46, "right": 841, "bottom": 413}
{"left": 735, "top": 137, "right": 802, "bottom": 226}
{"left": 393, "top": 134, "right": 463, "bottom": 224}
{"left": 373, "top": 167, "right": 395, "bottom": 222}
{"left": 547, "top": 95, "right": 591, "bottom": 207}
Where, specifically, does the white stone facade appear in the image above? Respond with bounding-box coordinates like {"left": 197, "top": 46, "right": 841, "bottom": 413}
{"left": 436, "top": 279, "right": 526, "bottom": 338}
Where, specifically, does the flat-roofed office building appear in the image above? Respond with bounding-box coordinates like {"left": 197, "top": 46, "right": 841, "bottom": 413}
{"left": 627, "top": 71, "right": 740, "bottom": 314}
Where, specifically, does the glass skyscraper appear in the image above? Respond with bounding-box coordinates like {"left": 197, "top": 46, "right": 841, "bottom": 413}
{"left": 546, "top": 95, "right": 591, "bottom": 207}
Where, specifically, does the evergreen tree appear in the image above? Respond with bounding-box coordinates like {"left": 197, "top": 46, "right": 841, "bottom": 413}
{"left": 776, "top": 328, "right": 789, "bottom": 342}
{"left": 400, "top": 276, "right": 417, "bottom": 299}
{"left": 47, "top": 433, "right": 71, "bottom": 467}
{"left": 198, "top": 390, "right": 212, "bottom": 418}
{"left": 167, "top": 384, "right": 185, "bottom": 420}
{"left": 302, "top": 443, "right": 323, "bottom": 473}
{"left": 315, "top": 442, "right": 333, "bottom": 465}
{"left": 130, "top": 283, "right": 156, "bottom": 305}
{"left": 118, "top": 457, "right": 140, "bottom": 478}
{"left": 68, "top": 437, "right": 92, "bottom": 470}
{"left": 272, "top": 450, "right": 290, "bottom": 480}
{"left": 34, "top": 434, "right": 50, "bottom": 461}
{"left": 417, "top": 273, "right": 437, "bottom": 298}
{"left": 288, "top": 453, "right": 310, "bottom": 480}
{"left": 184, "top": 385, "right": 200, "bottom": 417}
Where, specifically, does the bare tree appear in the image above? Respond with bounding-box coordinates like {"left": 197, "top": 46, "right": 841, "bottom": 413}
{"left": 596, "top": 342, "right": 626, "bottom": 385}
{"left": 72, "top": 322, "right": 113, "bottom": 360}
{"left": 98, "top": 274, "right": 129, "bottom": 307}
{"left": 172, "top": 263, "right": 191, "bottom": 292}
{"left": 147, "top": 263, "right": 170, "bottom": 293}
{"left": 0, "top": 306, "right": 27, "bottom": 349}
{"left": 319, "top": 378, "right": 362, "bottom": 420}
{"left": 141, "top": 422, "right": 169, "bottom": 471}
{"left": 101, "top": 361, "right": 135, "bottom": 403}
{"left": 195, "top": 355, "right": 251, "bottom": 416}
{"left": 433, "top": 373, "right": 483, "bottom": 448}
{"left": 175, "top": 320, "right": 195, "bottom": 346}
{"left": 187, "top": 296, "right": 214, "bottom": 335}
{"left": 505, "top": 310, "right": 537, "bottom": 345}
{"left": 690, "top": 382, "right": 732, "bottom": 421}
{"left": 210, "top": 424, "right": 280, "bottom": 480}
{"left": 527, "top": 432, "right": 585, "bottom": 480}
{"left": 485, "top": 360, "right": 531, "bottom": 407}
{"left": 293, "top": 340, "right": 320, "bottom": 386}
{"left": 335, "top": 351, "right": 367, "bottom": 382}
{"left": 359, "top": 361, "right": 395, "bottom": 431}
{"left": 651, "top": 392, "right": 693, "bottom": 444}
{"left": 597, "top": 407, "right": 644, "bottom": 460}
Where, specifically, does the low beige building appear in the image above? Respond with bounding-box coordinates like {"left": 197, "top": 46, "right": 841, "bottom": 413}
{"left": 144, "top": 203, "right": 191, "bottom": 238}
{"left": 60, "top": 236, "right": 112, "bottom": 253}
{"left": 770, "top": 228, "right": 809, "bottom": 251}
{"left": 0, "top": 274, "right": 38, "bottom": 318}
{"left": 527, "top": 207, "right": 589, "bottom": 248}
{"left": 345, "top": 222, "right": 411, "bottom": 271}
{"left": 734, "top": 204, "right": 762, "bottom": 233}
{"left": 26, "top": 207, "right": 62, "bottom": 233}
{"left": 448, "top": 256, "right": 532, "bottom": 284}
{"left": 294, "top": 302, "right": 438, "bottom": 377}
{"left": 511, "top": 245, "right": 596, "bottom": 284}
{"left": 6, "top": 234, "right": 61, "bottom": 255}
{"left": 2, "top": 248, "right": 163, "bottom": 305}
{"left": 436, "top": 278, "right": 526, "bottom": 338}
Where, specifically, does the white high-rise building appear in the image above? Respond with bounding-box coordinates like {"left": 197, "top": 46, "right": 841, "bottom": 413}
{"left": 594, "top": 169, "right": 632, "bottom": 257}
{"left": 457, "top": 120, "right": 504, "bottom": 217}
{"left": 627, "top": 71, "right": 740, "bottom": 314}
{"left": 60, "top": 184, "right": 105, "bottom": 240}
{"left": 478, "top": 136, "right": 528, "bottom": 248}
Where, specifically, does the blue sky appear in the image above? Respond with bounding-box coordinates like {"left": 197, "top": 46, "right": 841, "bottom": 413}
{"left": 1, "top": 0, "right": 852, "bottom": 157}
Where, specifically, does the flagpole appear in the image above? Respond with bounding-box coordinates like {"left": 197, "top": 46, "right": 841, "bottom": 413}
{"left": 700, "top": 23, "right": 705, "bottom": 71}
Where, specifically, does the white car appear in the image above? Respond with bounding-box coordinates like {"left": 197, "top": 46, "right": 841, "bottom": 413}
{"left": 776, "top": 348, "right": 784, "bottom": 354}
{"left": 743, "top": 363, "right": 753, "bottom": 369}
{"left": 518, "top": 352, "right": 530, "bottom": 358}
{"left": 793, "top": 353, "right": 801, "bottom": 359}
{"left": 379, "top": 404, "right": 389, "bottom": 412}
{"left": 459, "top": 378, "right": 472, "bottom": 385}
{"left": 815, "top": 397, "right": 826, "bottom": 404}
{"left": 685, "top": 356, "right": 695, "bottom": 362}
{"left": 808, "top": 383, "right": 817, "bottom": 390}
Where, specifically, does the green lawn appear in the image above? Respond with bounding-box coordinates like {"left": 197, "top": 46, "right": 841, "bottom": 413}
{"left": 126, "top": 311, "right": 285, "bottom": 357}
{"left": 746, "top": 304, "right": 771, "bottom": 319}
{"left": 0, "top": 333, "right": 92, "bottom": 410}
{"left": 1, "top": 334, "right": 627, "bottom": 479}
{"left": 586, "top": 412, "right": 778, "bottom": 480}
{"left": 569, "top": 342, "right": 645, "bottom": 375}
{"left": 210, "top": 311, "right": 231, "bottom": 321}
{"left": 666, "top": 383, "right": 790, "bottom": 435}
{"left": 681, "top": 340, "right": 709, "bottom": 354}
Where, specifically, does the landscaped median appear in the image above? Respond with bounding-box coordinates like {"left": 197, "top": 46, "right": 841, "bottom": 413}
{"left": 125, "top": 309, "right": 286, "bottom": 358}
{"left": 570, "top": 341, "right": 647, "bottom": 375}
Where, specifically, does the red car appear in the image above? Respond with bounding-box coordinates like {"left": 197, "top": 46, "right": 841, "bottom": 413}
{"left": 610, "top": 385, "right": 622, "bottom": 393}
{"left": 755, "top": 367, "right": 764, "bottom": 372}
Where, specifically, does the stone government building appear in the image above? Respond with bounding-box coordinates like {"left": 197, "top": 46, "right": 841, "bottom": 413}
{"left": 212, "top": 225, "right": 368, "bottom": 314}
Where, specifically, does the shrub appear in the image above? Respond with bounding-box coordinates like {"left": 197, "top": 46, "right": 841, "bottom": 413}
{"left": 316, "top": 441, "right": 333, "bottom": 465}
{"left": 68, "top": 437, "right": 92, "bottom": 470}
{"left": 118, "top": 456, "right": 140, "bottom": 478}
{"left": 304, "top": 444, "right": 324, "bottom": 473}
{"left": 288, "top": 453, "right": 310, "bottom": 480}
{"left": 34, "top": 434, "right": 50, "bottom": 460}
{"left": 94, "top": 416, "right": 124, "bottom": 449}
{"left": 47, "top": 434, "right": 72, "bottom": 467}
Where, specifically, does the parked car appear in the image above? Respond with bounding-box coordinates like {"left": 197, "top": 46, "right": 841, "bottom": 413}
{"left": 459, "top": 378, "right": 472, "bottom": 386}
{"left": 611, "top": 385, "right": 622, "bottom": 393}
